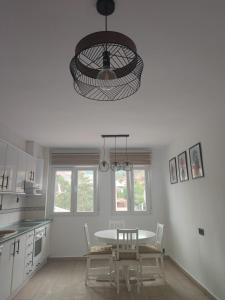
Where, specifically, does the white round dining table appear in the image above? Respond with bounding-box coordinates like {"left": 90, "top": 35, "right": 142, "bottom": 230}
{"left": 94, "top": 229, "right": 155, "bottom": 245}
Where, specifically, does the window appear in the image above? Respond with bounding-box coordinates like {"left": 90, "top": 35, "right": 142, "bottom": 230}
{"left": 112, "top": 166, "right": 150, "bottom": 213}
{"left": 133, "top": 169, "right": 147, "bottom": 212}
{"left": 54, "top": 170, "right": 72, "bottom": 213}
{"left": 115, "top": 170, "right": 129, "bottom": 211}
{"left": 77, "top": 169, "right": 95, "bottom": 212}
{"left": 52, "top": 167, "right": 97, "bottom": 214}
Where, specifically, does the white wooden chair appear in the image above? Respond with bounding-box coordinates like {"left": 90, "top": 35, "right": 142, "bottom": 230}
{"left": 139, "top": 223, "right": 165, "bottom": 283}
{"left": 114, "top": 229, "right": 140, "bottom": 294}
{"left": 108, "top": 219, "right": 125, "bottom": 229}
{"left": 84, "top": 223, "right": 113, "bottom": 285}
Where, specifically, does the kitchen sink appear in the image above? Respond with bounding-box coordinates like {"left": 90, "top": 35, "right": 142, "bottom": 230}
{"left": 0, "top": 230, "right": 17, "bottom": 238}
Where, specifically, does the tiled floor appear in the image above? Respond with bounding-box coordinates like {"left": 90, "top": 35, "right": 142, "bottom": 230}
{"left": 14, "top": 259, "right": 213, "bottom": 300}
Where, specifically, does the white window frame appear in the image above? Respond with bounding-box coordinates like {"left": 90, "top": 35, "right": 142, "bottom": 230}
{"left": 111, "top": 165, "right": 151, "bottom": 215}
{"left": 50, "top": 166, "right": 98, "bottom": 216}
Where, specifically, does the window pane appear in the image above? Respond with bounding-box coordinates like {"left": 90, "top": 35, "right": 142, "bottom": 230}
{"left": 133, "top": 169, "right": 147, "bottom": 211}
{"left": 115, "top": 170, "right": 128, "bottom": 211}
{"left": 54, "top": 170, "right": 72, "bottom": 213}
{"left": 77, "top": 170, "right": 94, "bottom": 212}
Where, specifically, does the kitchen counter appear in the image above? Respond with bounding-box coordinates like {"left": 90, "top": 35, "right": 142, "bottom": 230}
{"left": 0, "top": 219, "right": 52, "bottom": 244}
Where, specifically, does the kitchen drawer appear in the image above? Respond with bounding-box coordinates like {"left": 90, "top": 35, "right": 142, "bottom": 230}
{"left": 26, "top": 230, "right": 34, "bottom": 238}
{"left": 24, "top": 258, "right": 34, "bottom": 278}
{"left": 24, "top": 260, "right": 32, "bottom": 269}
{"left": 25, "top": 240, "right": 34, "bottom": 250}
{"left": 26, "top": 235, "right": 34, "bottom": 246}
{"left": 25, "top": 250, "right": 33, "bottom": 260}
{"left": 24, "top": 265, "right": 33, "bottom": 277}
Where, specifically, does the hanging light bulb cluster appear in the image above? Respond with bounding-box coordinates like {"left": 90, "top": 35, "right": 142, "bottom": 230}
{"left": 99, "top": 134, "right": 133, "bottom": 172}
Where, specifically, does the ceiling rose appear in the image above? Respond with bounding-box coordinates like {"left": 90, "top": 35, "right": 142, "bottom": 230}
{"left": 70, "top": 0, "right": 144, "bottom": 101}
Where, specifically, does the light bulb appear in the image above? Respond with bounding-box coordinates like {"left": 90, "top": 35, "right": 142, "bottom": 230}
{"left": 97, "top": 50, "right": 117, "bottom": 91}
{"left": 97, "top": 68, "right": 117, "bottom": 91}
{"left": 97, "top": 68, "right": 117, "bottom": 80}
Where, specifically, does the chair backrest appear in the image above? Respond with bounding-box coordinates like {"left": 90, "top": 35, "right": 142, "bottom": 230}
{"left": 109, "top": 219, "right": 125, "bottom": 229}
{"left": 155, "top": 223, "right": 164, "bottom": 250}
{"left": 116, "top": 229, "right": 139, "bottom": 260}
{"left": 84, "top": 223, "right": 91, "bottom": 251}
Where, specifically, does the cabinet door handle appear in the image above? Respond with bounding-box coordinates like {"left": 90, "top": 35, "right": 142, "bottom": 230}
{"left": 4, "top": 176, "right": 9, "bottom": 189}
{"left": 0, "top": 174, "right": 4, "bottom": 189}
{"left": 33, "top": 171, "right": 35, "bottom": 181}
{"left": 11, "top": 241, "right": 16, "bottom": 256}
{"left": 29, "top": 171, "right": 32, "bottom": 181}
{"left": 0, "top": 174, "right": 5, "bottom": 189}
{"left": 16, "top": 240, "right": 20, "bottom": 254}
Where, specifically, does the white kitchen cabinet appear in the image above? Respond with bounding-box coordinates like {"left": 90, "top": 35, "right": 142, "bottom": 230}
{"left": 25, "top": 155, "right": 36, "bottom": 184}
{"left": 35, "top": 158, "right": 44, "bottom": 190}
{"left": 0, "top": 240, "right": 14, "bottom": 300}
{"left": 25, "top": 154, "right": 33, "bottom": 183}
{"left": 11, "top": 234, "right": 26, "bottom": 293}
{"left": 3, "top": 145, "right": 18, "bottom": 192}
{"left": 16, "top": 151, "right": 27, "bottom": 193}
{"left": 0, "top": 142, "right": 18, "bottom": 193}
{"left": 41, "top": 224, "right": 51, "bottom": 264}
{"left": 24, "top": 231, "right": 34, "bottom": 279}
{"left": 0, "top": 141, "right": 7, "bottom": 190}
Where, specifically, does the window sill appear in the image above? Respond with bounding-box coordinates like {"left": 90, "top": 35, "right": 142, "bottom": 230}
{"left": 111, "top": 210, "right": 152, "bottom": 216}
{"left": 53, "top": 211, "right": 99, "bottom": 217}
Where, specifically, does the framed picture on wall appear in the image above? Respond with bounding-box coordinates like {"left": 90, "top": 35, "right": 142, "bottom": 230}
{"left": 177, "top": 151, "right": 189, "bottom": 182}
{"left": 189, "top": 143, "right": 204, "bottom": 179}
{"left": 169, "top": 157, "right": 178, "bottom": 184}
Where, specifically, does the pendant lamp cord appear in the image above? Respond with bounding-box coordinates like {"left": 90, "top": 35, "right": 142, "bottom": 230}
{"left": 126, "top": 136, "right": 128, "bottom": 163}
{"left": 105, "top": 15, "right": 108, "bottom": 32}
{"left": 114, "top": 136, "right": 117, "bottom": 164}
{"left": 105, "top": 15, "right": 108, "bottom": 52}
{"left": 103, "top": 137, "right": 106, "bottom": 160}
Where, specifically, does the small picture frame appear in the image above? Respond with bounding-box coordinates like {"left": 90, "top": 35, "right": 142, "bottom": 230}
{"left": 189, "top": 143, "right": 204, "bottom": 179}
{"left": 169, "top": 157, "right": 178, "bottom": 184}
{"left": 177, "top": 151, "right": 189, "bottom": 182}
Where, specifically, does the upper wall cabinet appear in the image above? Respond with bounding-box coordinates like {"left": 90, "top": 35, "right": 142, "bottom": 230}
{"left": 0, "top": 139, "right": 43, "bottom": 194}
{"left": 25, "top": 155, "right": 36, "bottom": 184}
{"left": 0, "top": 141, "right": 7, "bottom": 190}
{"left": 16, "top": 151, "right": 27, "bottom": 193}
{"left": 35, "top": 158, "right": 44, "bottom": 190}
{"left": 0, "top": 142, "right": 18, "bottom": 192}
{"left": 3, "top": 145, "right": 18, "bottom": 192}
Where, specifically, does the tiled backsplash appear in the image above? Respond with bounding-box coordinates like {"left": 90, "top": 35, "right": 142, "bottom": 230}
{"left": 0, "top": 194, "right": 46, "bottom": 227}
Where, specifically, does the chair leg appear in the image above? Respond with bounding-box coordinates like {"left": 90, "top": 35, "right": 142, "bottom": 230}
{"left": 109, "top": 258, "right": 113, "bottom": 286}
{"left": 85, "top": 257, "right": 90, "bottom": 286}
{"left": 116, "top": 263, "right": 120, "bottom": 294}
{"left": 139, "top": 259, "right": 143, "bottom": 287}
{"left": 136, "top": 264, "right": 140, "bottom": 293}
{"left": 160, "top": 255, "right": 166, "bottom": 282}
{"left": 126, "top": 266, "right": 131, "bottom": 292}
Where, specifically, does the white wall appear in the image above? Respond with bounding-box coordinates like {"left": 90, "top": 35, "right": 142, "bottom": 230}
{"left": 0, "top": 121, "right": 26, "bottom": 151}
{"left": 48, "top": 148, "right": 167, "bottom": 257}
{"left": 164, "top": 119, "right": 225, "bottom": 300}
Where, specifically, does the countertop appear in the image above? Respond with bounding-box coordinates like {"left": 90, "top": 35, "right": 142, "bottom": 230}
{"left": 0, "top": 219, "right": 52, "bottom": 244}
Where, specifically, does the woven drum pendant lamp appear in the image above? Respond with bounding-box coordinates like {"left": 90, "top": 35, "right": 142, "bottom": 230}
{"left": 70, "top": 0, "right": 144, "bottom": 101}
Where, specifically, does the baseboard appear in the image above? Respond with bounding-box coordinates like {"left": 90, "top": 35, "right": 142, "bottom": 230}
{"left": 168, "top": 256, "right": 219, "bottom": 300}
{"left": 48, "top": 256, "right": 86, "bottom": 261}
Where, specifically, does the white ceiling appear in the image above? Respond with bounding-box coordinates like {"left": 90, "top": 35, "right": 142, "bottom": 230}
{"left": 0, "top": 0, "right": 225, "bottom": 148}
